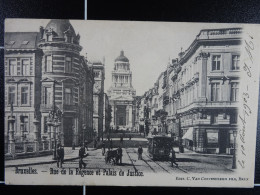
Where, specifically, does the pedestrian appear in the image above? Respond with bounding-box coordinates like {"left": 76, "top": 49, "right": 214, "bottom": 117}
{"left": 117, "top": 146, "right": 123, "bottom": 164}
{"left": 129, "top": 134, "right": 132, "bottom": 140}
{"left": 120, "top": 135, "right": 123, "bottom": 144}
{"left": 94, "top": 139, "right": 97, "bottom": 149}
{"left": 171, "top": 148, "right": 178, "bottom": 167}
{"left": 138, "top": 145, "right": 143, "bottom": 160}
{"left": 109, "top": 139, "right": 113, "bottom": 150}
{"left": 57, "top": 143, "right": 64, "bottom": 168}
{"left": 102, "top": 141, "right": 106, "bottom": 156}
{"left": 79, "top": 144, "right": 86, "bottom": 169}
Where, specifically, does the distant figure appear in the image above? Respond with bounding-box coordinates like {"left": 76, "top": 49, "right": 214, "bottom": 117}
{"left": 120, "top": 135, "right": 123, "bottom": 144}
{"left": 85, "top": 141, "right": 88, "bottom": 151}
{"left": 102, "top": 142, "right": 106, "bottom": 156}
{"left": 79, "top": 144, "right": 86, "bottom": 169}
{"left": 117, "top": 146, "right": 123, "bottom": 164}
{"left": 171, "top": 149, "right": 178, "bottom": 167}
{"left": 94, "top": 139, "right": 97, "bottom": 148}
{"left": 109, "top": 139, "right": 113, "bottom": 150}
{"left": 129, "top": 134, "right": 132, "bottom": 140}
{"left": 138, "top": 145, "right": 143, "bottom": 160}
{"left": 57, "top": 144, "right": 64, "bottom": 168}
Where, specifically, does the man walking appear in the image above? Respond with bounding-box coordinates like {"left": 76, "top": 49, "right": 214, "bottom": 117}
{"left": 102, "top": 141, "right": 106, "bottom": 156}
{"left": 171, "top": 148, "right": 178, "bottom": 167}
{"left": 138, "top": 145, "right": 143, "bottom": 160}
{"left": 117, "top": 146, "right": 123, "bottom": 165}
{"left": 57, "top": 143, "right": 64, "bottom": 168}
{"left": 79, "top": 144, "right": 86, "bottom": 169}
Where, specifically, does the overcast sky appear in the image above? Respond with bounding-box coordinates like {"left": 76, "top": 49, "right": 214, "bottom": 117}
{"left": 5, "top": 19, "right": 242, "bottom": 96}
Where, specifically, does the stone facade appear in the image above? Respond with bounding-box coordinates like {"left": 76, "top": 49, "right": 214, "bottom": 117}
{"left": 5, "top": 20, "right": 95, "bottom": 148}
{"left": 136, "top": 28, "right": 242, "bottom": 154}
{"left": 107, "top": 51, "right": 136, "bottom": 131}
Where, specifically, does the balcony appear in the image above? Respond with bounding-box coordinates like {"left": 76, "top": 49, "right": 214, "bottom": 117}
{"left": 40, "top": 104, "right": 53, "bottom": 112}
{"left": 177, "top": 101, "right": 238, "bottom": 114}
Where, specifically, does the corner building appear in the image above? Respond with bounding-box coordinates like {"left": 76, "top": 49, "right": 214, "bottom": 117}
{"left": 38, "top": 20, "right": 94, "bottom": 146}
{"left": 107, "top": 51, "right": 136, "bottom": 130}
{"left": 4, "top": 20, "right": 94, "bottom": 148}
{"left": 171, "top": 28, "right": 242, "bottom": 154}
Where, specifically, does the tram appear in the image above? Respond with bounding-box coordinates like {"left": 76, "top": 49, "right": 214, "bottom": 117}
{"left": 147, "top": 135, "right": 173, "bottom": 160}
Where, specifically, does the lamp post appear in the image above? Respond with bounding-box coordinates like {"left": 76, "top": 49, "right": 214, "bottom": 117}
{"left": 47, "top": 104, "right": 63, "bottom": 160}
{"left": 82, "top": 124, "right": 86, "bottom": 148}
{"left": 52, "top": 120, "right": 61, "bottom": 160}
{"left": 232, "top": 130, "right": 237, "bottom": 169}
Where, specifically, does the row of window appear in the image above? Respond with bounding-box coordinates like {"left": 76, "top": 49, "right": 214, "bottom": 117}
{"left": 45, "top": 56, "right": 73, "bottom": 73}
{"left": 7, "top": 116, "right": 29, "bottom": 133}
{"left": 211, "top": 82, "right": 239, "bottom": 101}
{"left": 43, "top": 87, "right": 74, "bottom": 105}
{"left": 181, "top": 112, "right": 237, "bottom": 124}
{"left": 7, "top": 86, "right": 74, "bottom": 106}
{"left": 7, "top": 58, "right": 30, "bottom": 76}
{"left": 8, "top": 86, "right": 29, "bottom": 105}
{"left": 212, "top": 55, "right": 240, "bottom": 71}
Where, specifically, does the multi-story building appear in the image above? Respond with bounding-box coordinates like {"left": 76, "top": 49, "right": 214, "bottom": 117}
{"left": 5, "top": 20, "right": 95, "bottom": 149}
{"left": 103, "top": 93, "right": 111, "bottom": 138}
{"left": 137, "top": 27, "right": 242, "bottom": 154}
{"left": 89, "top": 59, "right": 105, "bottom": 140}
{"left": 5, "top": 32, "right": 42, "bottom": 143}
{"left": 107, "top": 50, "right": 136, "bottom": 130}
{"left": 171, "top": 28, "right": 242, "bottom": 154}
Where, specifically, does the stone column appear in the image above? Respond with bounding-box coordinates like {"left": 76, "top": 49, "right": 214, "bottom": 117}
{"left": 8, "top": 117, "right": 16, "bottom": 158}
{"left": 129, "top": 105, "right": 132, "bottom": 128}
{"left": 198, "top": 52, "right": 209, "bottom": 102}
{"left": 126, "top": 105, "right": 129, "bottom": 126}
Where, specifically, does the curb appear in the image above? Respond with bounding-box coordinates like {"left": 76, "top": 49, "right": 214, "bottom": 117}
{"left": 5, "top": 153, "right": 89, "bottom": 168}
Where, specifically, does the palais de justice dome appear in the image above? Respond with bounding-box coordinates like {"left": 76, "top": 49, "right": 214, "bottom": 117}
{"left": 107, "top": 51, "right": 136, "bottom": 130}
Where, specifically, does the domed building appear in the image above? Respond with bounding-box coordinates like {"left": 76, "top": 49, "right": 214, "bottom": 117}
{"left": 38, "top": 19, "right": 94, "bottom": 147}
{"left": 107, "top": 51, "right": 136, "bottom": 130}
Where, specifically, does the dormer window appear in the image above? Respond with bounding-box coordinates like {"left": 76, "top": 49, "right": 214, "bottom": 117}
{"left": 7, "top": 41, "right": 15, "bottom": 45}
{"left": 46, "top": 34, "right": 52, "bottom": 42}
{"left": 66, "top": 36, "right": 72, "bottom": 43}
{"left": 22, "top": 41, "right": 29, "bottom": 45}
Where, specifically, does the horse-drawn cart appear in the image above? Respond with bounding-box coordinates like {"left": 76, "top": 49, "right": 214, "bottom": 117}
{"left": 105, "top": 150, "right": 119, "bottom": 165}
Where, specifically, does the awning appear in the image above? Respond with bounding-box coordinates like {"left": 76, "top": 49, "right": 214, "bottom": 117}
{"left": 182, "top": 127, "right": 193, "bottom": 140}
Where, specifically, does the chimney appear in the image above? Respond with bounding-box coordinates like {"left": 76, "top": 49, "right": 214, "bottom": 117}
{"left": 39, "top": 26, "right": 44, "bottom": 39}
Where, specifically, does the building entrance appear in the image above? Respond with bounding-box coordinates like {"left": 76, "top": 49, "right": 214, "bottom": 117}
{"left": 116, "top": 105, "right": 126, "bottom": 126}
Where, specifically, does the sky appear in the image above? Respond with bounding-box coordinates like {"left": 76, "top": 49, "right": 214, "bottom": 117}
{"left": 5, "top": 19, "right": 242, "bottom": 96}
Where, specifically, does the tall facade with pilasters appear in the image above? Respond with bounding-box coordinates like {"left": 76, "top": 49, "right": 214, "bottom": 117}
{"left": 107, "top": 51, "right": 136, "bottom": 130}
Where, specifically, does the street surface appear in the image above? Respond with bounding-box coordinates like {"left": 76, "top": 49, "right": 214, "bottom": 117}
{"left": 6, "top": 147, "right": 234, "bottom": 174}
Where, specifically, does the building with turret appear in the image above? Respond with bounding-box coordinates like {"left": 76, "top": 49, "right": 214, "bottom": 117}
{"left": 107, "top": 51, "right": 136, "bottom": 130}
{"left": 5, "top": 20, "right": 94, "bottom": 150}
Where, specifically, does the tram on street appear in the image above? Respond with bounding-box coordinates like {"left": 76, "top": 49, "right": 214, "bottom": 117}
{"left": 147, "top": 135, "right": 173, "bottom": 160}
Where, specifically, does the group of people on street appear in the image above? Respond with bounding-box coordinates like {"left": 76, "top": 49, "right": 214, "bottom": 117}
{"left": 55, "top": 140, "right": 178, "bottom": 169}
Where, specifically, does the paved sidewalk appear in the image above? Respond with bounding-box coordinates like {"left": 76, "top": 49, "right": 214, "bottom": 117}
{"left": 5, "top": 147, "right": 88, "bottom": 168}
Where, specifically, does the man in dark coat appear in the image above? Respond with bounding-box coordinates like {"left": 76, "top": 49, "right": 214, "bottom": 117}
{"left": 57, "top": 143, "right": 64, "bottom": 168}
{"left": 117, "top": 146, "right": 123, "bottom": 164}
{"left": 138, "top": 145, "right": 143, "bottom": 160}
{"left": 102, "top": 142, "right": 106, "bottom": 156}
{"left": 171, "top": 149, "right": 178, "bottom": 167}
{"left": 79, "top": 144, "right": 86, "bottom": 169}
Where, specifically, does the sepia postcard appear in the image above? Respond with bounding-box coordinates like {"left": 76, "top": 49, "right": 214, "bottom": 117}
{"left": 4, "top": 19, "right": 260, "bottom": 187}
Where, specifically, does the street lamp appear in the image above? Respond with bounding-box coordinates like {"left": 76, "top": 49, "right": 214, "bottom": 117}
{"left": 47, "top": 105, "right": 63, "bottom": 160}
{"left": 232, "top": 130, "right": 237, "bottom": 169}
